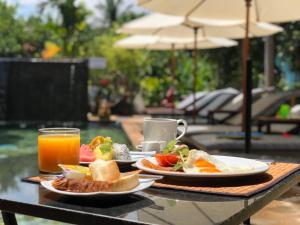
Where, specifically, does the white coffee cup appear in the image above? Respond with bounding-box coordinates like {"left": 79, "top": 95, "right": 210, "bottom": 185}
{"left": 141, "top": 141, "right": 166, "bottom": 152}
{"left": 143, "top": 118, "right": 188, "bottom": 143}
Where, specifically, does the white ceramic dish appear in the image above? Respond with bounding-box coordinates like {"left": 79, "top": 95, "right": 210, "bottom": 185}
{"left": 136, "top": 156, "right": 269, "bottom": 178}
{"left": 41, "top": 178, "right": 154, "bottom": 196}
{"left": 80, "top": 159, "right": 136, "bottom": 166}
{"left": 80, "top": 152, "right": 155, "bottom": 165}
{"left": 136, "top": 144, "right": 180, "bottom": 151}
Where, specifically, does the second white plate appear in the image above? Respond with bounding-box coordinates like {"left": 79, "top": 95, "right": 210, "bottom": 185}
{"left": 80, "top": 152, "right": 155, "bottom": 165}
{"left": 136, "top": 156, "right": 269, "bottom": 178}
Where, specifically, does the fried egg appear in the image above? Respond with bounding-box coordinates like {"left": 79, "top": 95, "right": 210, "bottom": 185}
{"left": 183, "top": 150, "right": 231, "bottom": 173}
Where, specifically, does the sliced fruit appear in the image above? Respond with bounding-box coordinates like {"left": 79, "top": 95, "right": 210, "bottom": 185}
{"left": 80, "top": 144, "right": 96, "bottom": 162}
{"left": 155, "top": 154, "right": 179, "bottom": 167}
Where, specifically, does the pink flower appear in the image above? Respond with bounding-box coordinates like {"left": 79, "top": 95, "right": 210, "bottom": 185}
{"left": 100, "top": 79, "right": 109, "bottom": 86}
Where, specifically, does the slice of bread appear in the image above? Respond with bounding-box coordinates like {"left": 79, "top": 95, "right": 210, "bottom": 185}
{"left": 89, "top": 159, "right": 120, "bottom": 182}
{"left": 112, "top": 172, "right": 139, "bottom": 192}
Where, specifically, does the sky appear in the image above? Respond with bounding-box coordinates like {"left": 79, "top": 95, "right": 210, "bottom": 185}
{"left": 6, "top": 0, "right": 146, "bottom": 22}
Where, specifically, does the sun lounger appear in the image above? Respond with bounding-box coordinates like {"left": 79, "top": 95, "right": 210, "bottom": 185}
{"left": 184, "top": 90, "right": 300, "bottom": 135}
{"left": 146, "top": 88, "right": 237, "bottom": 116}
{"left": 185, "top": 88, "right": 239, "bottom": 114}
{"left": 145, "top": 107, "right": 185, "bottom": 115}
{"left": 257, "top": 116, "right": 300, "bottom": 134}
{"left": 197, "top": 90, "right": 239, "bottom": 118}
{"left": 259, "top": 104, "right": 300, "bottom": 133}
{"left": 207, "top": 87, "right": 275, "bottom": 123}
{"left": 145, "top": 91, "right": 207, "bottom": 116}
{"left": 177, "top": 91, "right": 207, "bottom": 110}
{"left": 183, "top": 133, "right": 300, "bottom": 152}
{"left": 146, "top": 88, "right": 238, "bottom": 117}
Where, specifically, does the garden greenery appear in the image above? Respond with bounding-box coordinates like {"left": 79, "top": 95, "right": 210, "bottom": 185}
{"left": 1, "top": 0, "right": 300, "bottom": 106}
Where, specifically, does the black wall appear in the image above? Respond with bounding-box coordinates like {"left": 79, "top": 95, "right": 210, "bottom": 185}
{"left": 0, "top": 59, "right": 88, "bottom": 123}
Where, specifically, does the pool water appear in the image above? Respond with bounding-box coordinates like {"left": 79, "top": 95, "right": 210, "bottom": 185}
{"left": 0, "top": 123, "right": 131, "bottom": 158}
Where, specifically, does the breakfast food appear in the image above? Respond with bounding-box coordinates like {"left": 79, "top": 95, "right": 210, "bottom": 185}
{"left": 89, "top": 159, "right": 120, "bottom": 182}
{"left": 155, "top": 153, "right": 179, "bottom": 167}
{"left": 59, "top": 164, "right": 91, "bottom": 179}
{"left": 79, "top": 136, "right": 132, "bottom": 162}
{"left": 79, "top": 145, "right": 96, "bottom": 162}
{"left": 113, "top": 143, "right": 131, "bottom": 160}
{"left": 52, "top": 159, "right": 140, "bottom": 193}
{"left": 183, "top": 150, "right": 230, "bottom": 173}
{"left": 141, "top": 140, "right": 252, "bottom": 174}
{"left": 90, "top": 136, "right": 114, "bottom": 161}
{"left": 112, "top": 172, "right": 140, "bottom": 192}
{"left": 53, "top": 177, "right": 113, "bottom": 192}
{"left": 141, "top": 158, "right": 174, "bottom": 171}
{"left": 147, "top": 140, "right": 190, "bottom": 171}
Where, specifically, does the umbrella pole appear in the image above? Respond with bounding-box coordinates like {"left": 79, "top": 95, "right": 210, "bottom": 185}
{"left": 192, "top": 27, "right": 198, "bottom": 124}
{"left": 245, "top": 58, "right": 252, "bottom": 154}
{"left": 171, "top": 43, "right": 176, "bottom": 116}
{"left": 243, "top": 0, "right": 252, "bottom": 153}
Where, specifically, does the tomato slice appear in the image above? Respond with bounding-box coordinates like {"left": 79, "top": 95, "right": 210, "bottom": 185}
{"left": 155, "top": 154, "right": 179, "bottom": 167}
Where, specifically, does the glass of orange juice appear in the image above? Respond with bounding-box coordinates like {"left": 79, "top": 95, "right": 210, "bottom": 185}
{"left": 38, "top": 128, "right": 80, "bottom": 173}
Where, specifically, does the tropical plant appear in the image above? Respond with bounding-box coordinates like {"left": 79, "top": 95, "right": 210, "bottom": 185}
{"left": 97, "top": 0, "right": 132, "bottom": 27}
{"left": 87, "top": 26, "right": 151, "bottom": 98}
{"left": 140, "top": 76, "right": 169, "bottom": 106}
{"left": 0, "top": 1, "right": 24, "bottom": 56}
{"left": 39, "top": 0, "right": 91, "bottom": 56}
{"left": 275, "top": 22, "right": 300, "bottom": 90}
{"left": 22, "top": 16, "right": 63, "bottom": 57}
{"left": 2, "top": 0, "right": 300, "bottom": 103}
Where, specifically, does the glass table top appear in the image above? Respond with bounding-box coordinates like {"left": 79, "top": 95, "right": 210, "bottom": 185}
{"left": 0, "top": 154, "right": 299, "bottom": 225}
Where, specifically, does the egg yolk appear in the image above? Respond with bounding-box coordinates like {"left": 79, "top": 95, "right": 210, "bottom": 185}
{"left": 194, "top": 159, "right": 221, "bottom": 173}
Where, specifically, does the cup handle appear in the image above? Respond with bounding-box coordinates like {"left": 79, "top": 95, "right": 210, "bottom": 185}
{"left": 176, "top": 119, "right": 188, "bottom": 140}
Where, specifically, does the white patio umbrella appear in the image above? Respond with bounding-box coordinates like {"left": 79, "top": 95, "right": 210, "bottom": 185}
{"left": 136, "top": 1, "right": 298, "bottom": 66}
{"left": 119, "top": 14, "right": 282, "bottom": 108}
{"left": 115, "top": 35, "right": 237, "bottom": 50}
{"left": 138, "top": 0, "right": 300, "bottom": 23}
{"left": 119, "top": 13, "right": 283, "bottom": 39}
{"left": 115, "top": 35, "right": 237, "bottom": 117}
{"left": 119, "top": 13, "right": 282, "bottom": 123}
{"left": 137, "top": 0, "right": 297, "bottom": 153}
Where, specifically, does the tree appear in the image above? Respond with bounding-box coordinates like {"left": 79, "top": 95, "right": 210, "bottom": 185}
{"left": 275, "top": 22, "right": 300, "bottom": 89}
{"left": 22, "top": 16, "right": 64, "bottom": 57}
{"left": 86, "top": 25, "right": 151, "bottom": 97}
{"left": 39, "top": 0, "right": 91, "bottom": 56}
{"left": 0, "top": 1, "right": 24, "bottom": 56}
{"left": 97, "top": 0, "right": 132, "bottom": 27}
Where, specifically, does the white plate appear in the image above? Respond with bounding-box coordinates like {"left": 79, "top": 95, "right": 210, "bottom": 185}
{"left": 80, "top": 152, "right": 155, "bottom": 165}
{"left": 41, "top": 178, "right": 154, "bottom": 196}
{"left": 136, "top": 156, "right": 269, "bottom": 178}
{"left": 136, "top": 144, "right": 180, "bottom": 151}
{"left": 80, "top": 159, "right": 137, "bottom": 165}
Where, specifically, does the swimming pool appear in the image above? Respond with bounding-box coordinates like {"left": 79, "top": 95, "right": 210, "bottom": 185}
{"left": 0, "top": 122, "right": 131, "bottom": 158}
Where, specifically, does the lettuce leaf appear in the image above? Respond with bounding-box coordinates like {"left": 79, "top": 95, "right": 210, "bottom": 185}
{"left": 163, "top": 140, "right": 177, "bottom": 154}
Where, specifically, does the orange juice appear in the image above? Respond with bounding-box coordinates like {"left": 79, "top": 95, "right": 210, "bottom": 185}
{"left": 38, "top": 134, "right": 80, "bottom": 173}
